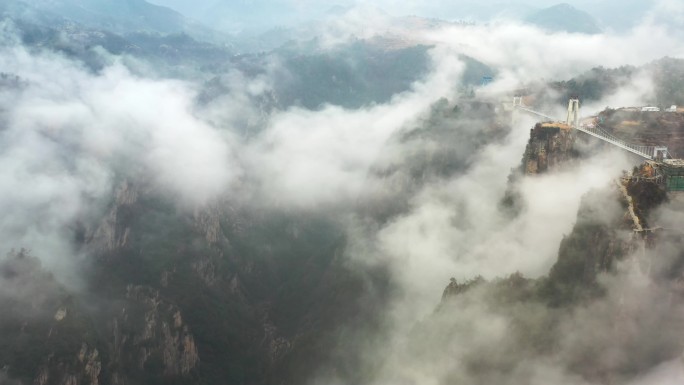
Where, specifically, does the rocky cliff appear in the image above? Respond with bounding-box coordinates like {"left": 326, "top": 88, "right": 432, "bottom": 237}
{"left": 436, "top": 120, "right": 684, "bottom": 384}
{"left": 501, "top": 122, "right": 580, "bottom": 215}
{"left": 0, "top": 248, "right": 202, "bottom": 385}
{"left": 0, "top": 171, "right": 389, "bottom": 385}
{"left": 520, "top": 123, "right": 579, "bottom": 175}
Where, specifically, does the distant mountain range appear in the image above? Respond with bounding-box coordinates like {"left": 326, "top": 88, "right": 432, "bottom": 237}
{"left": 0, "top": 0, "right": 226, "bottom": 43}
{"left": 524, "top": 3, "right": 602, "bottom": 34}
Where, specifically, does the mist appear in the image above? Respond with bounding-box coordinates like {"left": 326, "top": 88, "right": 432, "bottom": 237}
{"left": 145, "top": 0, "right": 662, "bottom": 34}
{"left": 1, "top": 1, "right": 684, "bottom": 384}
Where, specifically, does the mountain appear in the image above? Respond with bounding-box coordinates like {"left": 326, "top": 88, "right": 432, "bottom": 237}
{"left": 525, "top": 3, "right": 602, "bottom": 34}
{"left": 574, "top": 0, "right": 654, "bottom": 32}
{"left": 3, "top": 12, "right": 442, "bottom": 109}
{"left": 417, "top": 115, "right": 681, "bottom": 384}
{"left": 544, "top": 57, "right": 684, "bottom": 108}
{"left": 2, "top": 3, "right": 684, "bottom": 384}
{"left": 147, "top": 0, "right": 324, "bottom": 35}
{"left": 0, "top": 95, "right": 509, "bottom": 385}
{"left": 0, "top": 0, "right": 225, "bottom": 43}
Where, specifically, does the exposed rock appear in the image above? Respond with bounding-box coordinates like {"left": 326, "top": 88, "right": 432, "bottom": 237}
{"left": 109, "top": 285, "right": 199, "bottom": 378}
{"left": 229, "top": 274, "right": 244, "bottom": 296}
{"left": 502, "top": 122, "right": 579, "bottom": 216}
{"left": 33, "top": 367, "right": 48, "bottom": 385}
{"left": 0, "top": 371, "right": 22, "bottom": 385}
{"left": 54, "top": 307, "right": 68, "bottom": 322}
{"left": 160, "top": 269, "right": 173, "bottom": 288}
{"left": 114, "top": 180, "right": 139, "bottom": 206}
{"left": 89, "top": 180, "right": 138, "bottom": 253}
{"left": 521, "top": 123, "right": 578, "bottom": 175}
{"left": 33, "top": 344, "right": 101, "bottom": 385}
{"left": 191, "top": 256, "right": 217, "bottom": 286}
{"left": 441, "top": 276, "right": 485, "bottom": 301}
{"left": 79, "top": 344, "right": 102, "bottom": 385}
{"left": 259, "top": 308, "right": 292, "bottom": 363}
{"left": 193, "top": 206, "right": 227, "bottom": 245}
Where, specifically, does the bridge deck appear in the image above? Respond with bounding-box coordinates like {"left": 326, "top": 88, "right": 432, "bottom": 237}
{"left": 514, "top": 104, "right": 656, "bottom": 160}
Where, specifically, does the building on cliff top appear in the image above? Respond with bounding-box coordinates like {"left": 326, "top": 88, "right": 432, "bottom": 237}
{"left": 660, "top": 159, "right": 684, "bottom": 191}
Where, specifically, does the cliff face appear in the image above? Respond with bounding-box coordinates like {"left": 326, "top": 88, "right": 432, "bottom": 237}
{"left": 0, "top": 248, "right": 201, "bottom": 385}
{"left": 501, "top": 123, "right": 579, "bottom": 216}
{"left": 0, "top": 250, "right": 101, "bottom": 385}
{"left": 34, "top": 344, "right": 101, "bottom": 385}
{"left": 520, "top": 123, "right": 578, "bottom": 175}
{"left": 545, "top": 185, "right": 635, "bottom": 304}
{"left": 507, "top": 119, "right": 675, "bottom": 302}
{"left": 109, "top": 285, "right": 200, "bottom": 380}
{"left": 4, "top": 96, "right": 500, "bottom": 385}
{"left": 0, "top": 173, "right": 385, "bottom": 385}
{"left": 88, "top": 180, "right": 138, "bottom": 254}
{"left": 433, "top": 120, "right": 684, "bottom": 385}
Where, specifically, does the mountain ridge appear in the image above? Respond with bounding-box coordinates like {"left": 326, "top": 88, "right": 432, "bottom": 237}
{"left": 525, "top": 3, "right": 602, "bottom": 34}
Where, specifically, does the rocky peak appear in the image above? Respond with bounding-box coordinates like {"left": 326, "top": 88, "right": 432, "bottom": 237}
{"left": 521, "top": 123, "right": 578, "bottom": 175}
{"left": 112, "top": 284, "right": 199, "bottom": 378}
{"left": 193, "top": 205, "right": 228, "bottom": 245}
{"left": 34, "top": 343, "right": 102, "bottom": 385}
{"left": 88, "top": 180, "right": 139, "bottom": 253}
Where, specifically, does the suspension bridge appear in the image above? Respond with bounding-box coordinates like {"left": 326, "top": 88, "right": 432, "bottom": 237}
{"left": 513, "top": 97, "right": 671, "bottom": 161}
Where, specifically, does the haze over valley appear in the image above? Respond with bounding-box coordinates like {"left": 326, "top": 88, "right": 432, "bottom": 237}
{"left": 1, "top": 1, "right": 684, "bottom": 384}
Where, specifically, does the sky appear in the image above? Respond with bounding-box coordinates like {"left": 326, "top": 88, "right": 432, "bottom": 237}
{"left": 146, "top": 0, "right": 656, "bottom": 33}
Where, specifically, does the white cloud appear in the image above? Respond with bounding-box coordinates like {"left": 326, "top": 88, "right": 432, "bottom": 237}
{"left": 1, "top": 8, "right": 683, "bottom": 383}
{"left": 244, "top": 46, "right": 465, "bottom": 208}
{"left": 0, "top": 45, "right": 239, "bottom": 284}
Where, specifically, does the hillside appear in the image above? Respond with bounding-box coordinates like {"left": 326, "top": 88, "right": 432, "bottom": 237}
{"left": 598, "top": 109, "right": 684, "bottom": 156}
{"left": 0, "top": 0, "right": 224, "bottom": 43}
{"left": 525, "top": 3, "right": 602, "bottom": 34}
{"left": 421, "top": 115, "right": 683, "bottom": 384}
{"left": 0, "top": 95, "right": 510, "bottom": 384}
{"left": 1, "top": 3, "right": 684, "bottom": 385}
{"left": 541, "top": 57, "right": 684, "bottom": 108}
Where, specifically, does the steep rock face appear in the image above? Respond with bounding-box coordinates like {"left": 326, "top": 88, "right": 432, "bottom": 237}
{"left": 514, "top": 121, "right": 653, "bottom": 302}
{"left": 88, "top": 180, "right": 139, "bottom": 254}
{"left": 109, "top": 285, "right": 199, "bottom": 379}
{"left": 193, "top": 205, "right": 228, "bottom": 245}
{"left": 441, "top": 276, "right": 486, "bottom": 301}
{"left": 0, "top": 248, "right": 201, "bottom": 385}
{"left": 76, "top": 183, "right": 384, "bottom": 385}
{"left": 430, "top": 174, "right": 684, "bottom": 384}
{"left": 501, "top": 122, "right": 579, "bottom": 215}
{"left": 544, "top": 186, "right": 635, "bottom": 305}
{"left": 34, "top": 344, "right": 101, "bottom": 385}
{"left": 0, "top": 250, "right": 100, "bottom": 385}
{"left": 624, "top": 171, "right": 668, "bottom": 229}
{"left": 428, "top": 113, "right": 684, "bottom": 384}
{"left": 3, "top": 96, "right": 494, "bottom": 385}
{"left": 521, "top": 123, "right": 578, "bottom": 175}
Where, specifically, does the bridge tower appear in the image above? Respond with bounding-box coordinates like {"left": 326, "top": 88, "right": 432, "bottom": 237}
{"left": 566, "top": 98, "right": 580, "bottom": 128}
{"left": 513, "top": 96, "right": 523, "bottom": 107}
{"left": 654, "top": 147, "right": 669, "bottom": 161}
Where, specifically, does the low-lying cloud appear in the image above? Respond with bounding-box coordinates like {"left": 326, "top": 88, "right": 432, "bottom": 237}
{"left": 0, "top": 7, "right": 683, "bottom": 384}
